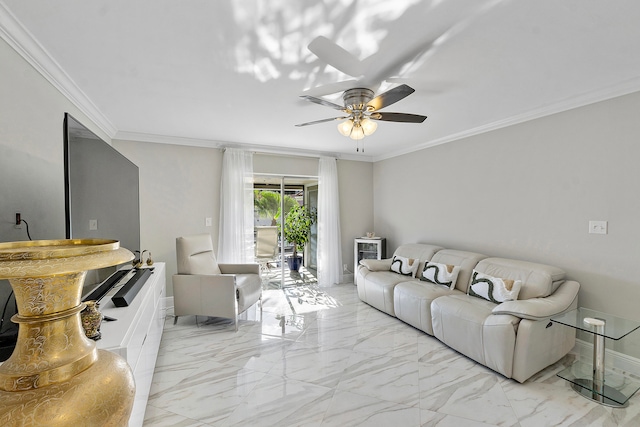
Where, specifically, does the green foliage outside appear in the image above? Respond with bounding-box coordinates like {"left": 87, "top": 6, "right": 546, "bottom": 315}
{"left": 253, "top": 190, "right": 297, "bottom": 226}
{"left": 283, "top": 204, "right": 317, "bottom": 259}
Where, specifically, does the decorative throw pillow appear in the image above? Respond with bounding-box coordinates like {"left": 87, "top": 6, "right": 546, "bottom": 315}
{"left": 468, "top": 270, "right": 522, "bottom": 303}
{"left": 420, "top": 261, "right": 461, "bottom": 289}
{"left": 390, "top": 255, "right": 419, "bottom": 277}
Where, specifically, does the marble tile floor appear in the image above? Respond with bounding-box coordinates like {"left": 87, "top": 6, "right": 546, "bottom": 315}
{"left": 143, "top": 284, "right": 640, "bottom": 426}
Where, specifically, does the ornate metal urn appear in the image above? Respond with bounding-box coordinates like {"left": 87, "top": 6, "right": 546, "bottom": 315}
{"left": 0, "top": 239, "right": 135, "bottom": 426}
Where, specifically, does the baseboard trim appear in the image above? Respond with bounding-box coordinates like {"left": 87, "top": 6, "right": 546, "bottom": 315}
{"left": 164, "top": 296, "right": 174, "bottom": 312}
{"left": 342, "top": 273, "right": 354, "bottom": 284}
{"left": 572, "top": 338, "right": 640, "bottom": 377}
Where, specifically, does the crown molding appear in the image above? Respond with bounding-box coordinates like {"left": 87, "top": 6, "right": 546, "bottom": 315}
{"left": 0, "top": 2, "right": 117, "bottom": 137}
{"left": 114, "top": 130, "right": 372, "bottom": 162}
{"left": 374, "top": 77, "right": 640, "bottom": 162}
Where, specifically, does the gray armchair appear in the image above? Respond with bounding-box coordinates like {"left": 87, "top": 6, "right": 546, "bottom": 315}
{"left": 173, "top": 234, "right": 261, "bottom": 330}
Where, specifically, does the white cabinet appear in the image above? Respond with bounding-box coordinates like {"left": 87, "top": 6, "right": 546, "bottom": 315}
{"left": 354, "top": 238, "right": 386, "bottom": 283}
{"left": 97, "top": 262, "right": 166, "bottom": 427}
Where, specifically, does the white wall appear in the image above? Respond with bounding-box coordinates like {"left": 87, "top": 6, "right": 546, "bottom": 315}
{"left": 373, "top": 90, "right": 640, "bottom": 357}
{"left": 338, "top": 159, "right": 374, "bottom": 273}
{"left": 112, "top": 141, "right": 222, "bottom": 297}
{"left": 0, "top": 37, "right": 109, "bottom": 243}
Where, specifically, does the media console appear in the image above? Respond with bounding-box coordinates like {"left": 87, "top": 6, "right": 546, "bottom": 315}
{"left": 97, "top": 262, "right": 165, "bottom": 427}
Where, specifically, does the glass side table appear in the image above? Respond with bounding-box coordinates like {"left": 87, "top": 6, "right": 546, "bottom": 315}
{"left": 551, "top": 308, "right": 640, "bottom": 407}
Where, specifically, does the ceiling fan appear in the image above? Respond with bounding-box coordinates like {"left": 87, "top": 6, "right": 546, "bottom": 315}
{"left": 295, "top": 84, "right": 426, "bottom": 146}
{"left": 295, "top": 1, "right": 501, "bottom": 150}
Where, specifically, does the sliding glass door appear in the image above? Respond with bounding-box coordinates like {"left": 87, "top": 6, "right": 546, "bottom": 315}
{"left": 254, "top": 174, "right": 317, "bottom": 288}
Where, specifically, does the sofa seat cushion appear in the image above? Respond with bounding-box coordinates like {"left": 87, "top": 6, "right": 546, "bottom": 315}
{"left": 431, "top": 294, "right": 520, "bottom": 379}
{"left": 359, "top": 270, "right": 409, "bottom": 316}
{"left": 235, "top": 273, "right": 262, "bottom": 313}
{"left": 394, "top": 281, "right": 464, "bottom": 335}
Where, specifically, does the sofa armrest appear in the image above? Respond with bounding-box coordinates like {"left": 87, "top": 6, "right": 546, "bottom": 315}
{"left": 218, "top": 263, "right": 260, "bottom": 275}
{"left": 492, "top": 280, "right": 580, "bottom": 320}
{"left": 359, "top": 258, "right": 392, "bottom": 271}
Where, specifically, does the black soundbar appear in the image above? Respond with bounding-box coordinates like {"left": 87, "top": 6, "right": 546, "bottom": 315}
{"left": 111, "top": 268, "right": 153, "bottom": 307}
{"left": 83, "top": 269, "right": 129, "bottom": 303}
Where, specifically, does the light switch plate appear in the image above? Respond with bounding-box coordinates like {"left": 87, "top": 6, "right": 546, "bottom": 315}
{"left": 89, "top": 219, "right": 98, "bottom": 230}
{"left": 588, "top": 220, "right": 607, "bottom": 234}
{"left": 205, "top": 217, "right": 212, "bottom": 227}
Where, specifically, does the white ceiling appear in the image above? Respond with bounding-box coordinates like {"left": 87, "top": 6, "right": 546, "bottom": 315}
{"left": 2, "top": 0, "right": 640, "bottom": 161}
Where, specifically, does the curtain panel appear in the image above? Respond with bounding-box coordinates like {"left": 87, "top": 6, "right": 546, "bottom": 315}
{"left": 218, "top": 148, "right": 254, "bottom": 263}
{"left": 317, "top": 157, "right": 343, "bottom": 286}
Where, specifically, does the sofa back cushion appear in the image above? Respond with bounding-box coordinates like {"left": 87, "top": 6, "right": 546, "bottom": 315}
{"left": 393, "top": 244, "right": 443, "bottom": 279}
{"left": 430, "top": 249, "right": 488, "bottom": 293}
{"left": 472, "top": 258, "right": 565, "bottom": 300}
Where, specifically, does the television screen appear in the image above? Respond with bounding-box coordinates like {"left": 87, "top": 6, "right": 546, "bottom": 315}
{"left": 64, "top": 113, "right": 140, "bottom": 291}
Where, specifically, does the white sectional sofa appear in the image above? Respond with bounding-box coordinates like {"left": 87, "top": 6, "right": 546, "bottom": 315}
{"left": 356, "top": 243, "right": 580, "bottom": 383}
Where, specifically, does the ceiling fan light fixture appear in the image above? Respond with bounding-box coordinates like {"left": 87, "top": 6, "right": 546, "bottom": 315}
{"left": 337, "top": 119, "right": 354, "bottom": 137}
{"left": 349, "top": 125, "right": 365, "bottom": 140}
{"left": 361, "top": 118, "right": 377, "bottom": 136}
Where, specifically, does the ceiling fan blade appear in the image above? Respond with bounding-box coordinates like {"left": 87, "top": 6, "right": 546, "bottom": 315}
{"left": 308, "top": 36, "right": 363, "bottom": 77}
{"left": 371, "top": 112, "right": 427, "bottom": 123}
{"left": 300, "top": 95, "right": 346, "bottom": 111}
{"left": 367, "top": 84, "right": 415, "bottom": 111}
{"left": 295, "top": 117, "right": 349, "bottom": 127}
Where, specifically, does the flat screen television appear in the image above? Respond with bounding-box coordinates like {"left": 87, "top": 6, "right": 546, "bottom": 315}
{"left": 63, "top": 113, "right": 141, "bottom": 294}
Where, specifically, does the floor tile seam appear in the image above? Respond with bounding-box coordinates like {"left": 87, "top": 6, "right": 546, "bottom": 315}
{"left": 424, "top": 406, "right": 506, "bottom": 427}
{"left": 223, "top": 371, "right": 337, "bottom": 425}
{"left": 162, "top": 347, "right": 228, "bottom": 362}
{"left": 267, "top": 360, "right": 353, "bottom": 389}
{"left": 347, "top": 347, "right": 422, "bottom": 364}
{"left": 167, "top": 361, "right": 269, "bottom": 391}
{"left": 494, "top": 377, "right": 525, "bottom": 426}
{"left": 314, "top": 388, "right": 338, "bottom": 426}
{"left": 149, "top": 358, "right": 213, "bottom": 384}
{"left": 416, "top": 372, "right": 521, "bottom": 426}
{"left": 145, "top": 401, "right": 213, "bottom": 426}
{"left": 291, "top": 343, "right": 359, "bottom": 355}
{"left": 332, "top": 384, "right": 420, "bottom": 411}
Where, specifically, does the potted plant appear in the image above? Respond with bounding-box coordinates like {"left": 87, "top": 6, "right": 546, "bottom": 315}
{"left": 283, "top": 204, "right": 317, "bottom": 272}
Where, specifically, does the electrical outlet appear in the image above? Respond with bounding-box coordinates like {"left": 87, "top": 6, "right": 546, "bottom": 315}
{"left": 205, "top": 217, "right": 212, "bottom": 227}
{"left": 343, "top": 264, "right": 348, "bottom": 272}
{"left": 14, "top": 213, "right": 22, "bottom": 229}
{"left": 588, "top": 220, "right": 607, "bottom": 235}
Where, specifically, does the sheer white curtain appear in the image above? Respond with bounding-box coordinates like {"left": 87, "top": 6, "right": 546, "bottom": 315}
{"left": 317, "top": 156, "right": 343, "bottom": 286}
{"left": 218, "top": 148, "right": 254, "bottom": 263}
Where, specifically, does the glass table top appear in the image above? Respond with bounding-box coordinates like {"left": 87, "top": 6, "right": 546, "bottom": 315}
{"left": 551, "top": 308, "right": 640, "bottom": 340}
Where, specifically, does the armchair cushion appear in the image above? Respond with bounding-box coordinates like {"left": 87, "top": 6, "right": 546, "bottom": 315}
{"left": 219, "top": 263, "right": 260, "bottom": 275}
{"left": 176, "top": 234, "right": 221, "bottom": 274}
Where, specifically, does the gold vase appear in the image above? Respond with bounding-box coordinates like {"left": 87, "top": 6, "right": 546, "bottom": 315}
{"left": 0, "top": 239, "right": 136, "bottom": 427}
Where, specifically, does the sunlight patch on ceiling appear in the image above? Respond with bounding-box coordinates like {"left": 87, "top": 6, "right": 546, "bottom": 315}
{"left": 230, "top": 0, "right": 425, "bottom": 86}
